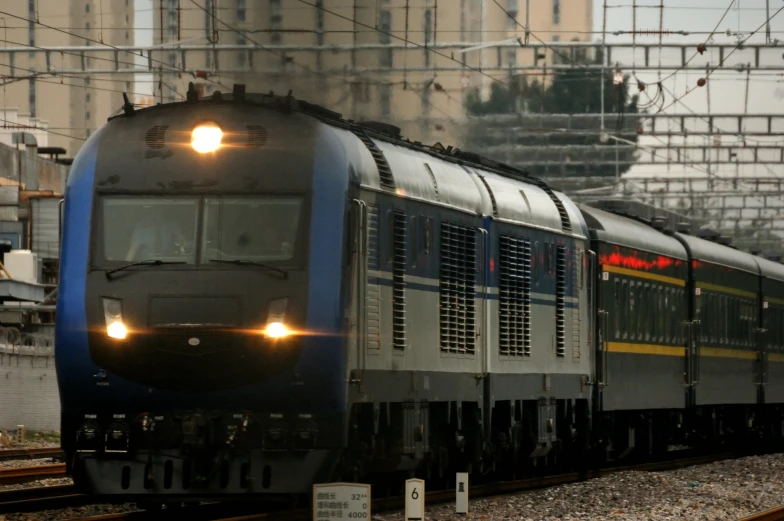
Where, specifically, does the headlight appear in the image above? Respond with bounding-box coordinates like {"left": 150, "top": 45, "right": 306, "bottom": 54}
{"left": 103, "top": 298, "right": 127, "bottom": 340}
{"left": 264, "top": 298, "right": 290, "bottom": 338}
{"left": 191, "top": 122, "right": 222, "bottom": 153}
{"left": 264, "top": 321, "right": 290, "bottom": 339}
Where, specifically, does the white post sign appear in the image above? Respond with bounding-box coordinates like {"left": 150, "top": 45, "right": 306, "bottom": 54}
{"left": 405, "top": 478, "right": 425, "bottom": 520}
{"left": 456, "top": 472, "right": 469, "bottom": 514}
{"left": 313, "top": 482, "right": 371, "bottom": 521}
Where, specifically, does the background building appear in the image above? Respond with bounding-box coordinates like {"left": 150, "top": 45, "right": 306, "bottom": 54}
{"left": 148, "top": 0, "right": 593, "bottom": 147}
{"left": 0, "top": 0, "right": 134, "bottom": 156}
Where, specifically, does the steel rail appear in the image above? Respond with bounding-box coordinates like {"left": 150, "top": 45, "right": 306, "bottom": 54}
{"left": 739, "top": 506, "right": 784, "bottom": 521}
{"left": 66, "top": 451, "right": 743, "bottom": 521}
{"left": 0, "top": 447, "right": 63, "bottom": 461}
{"left": 0, "top": 463, "right": 67, "bottom": 485}
{"left": 0, "top": 484, "right": 87, "bottom": 514}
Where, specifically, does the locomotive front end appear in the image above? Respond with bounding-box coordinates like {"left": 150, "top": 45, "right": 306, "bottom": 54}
{"left": 55, "top": 93, "right": 352, "bottom": 497}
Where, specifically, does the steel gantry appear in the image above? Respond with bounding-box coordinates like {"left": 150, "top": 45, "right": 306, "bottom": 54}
{"left": 1, "top": 41, "right": 783, "bottom": 76}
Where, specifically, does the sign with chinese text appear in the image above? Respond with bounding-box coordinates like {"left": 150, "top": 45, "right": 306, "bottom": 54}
{"left": 456, "top": 472, "right": 468, "bottom": 514}
{"left": 313, "top": 482, "right": 371, "bottom": 520}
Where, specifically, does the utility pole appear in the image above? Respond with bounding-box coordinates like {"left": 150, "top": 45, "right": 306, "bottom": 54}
{"left": 600, "top": 0, "right": 607, "bottom": 135}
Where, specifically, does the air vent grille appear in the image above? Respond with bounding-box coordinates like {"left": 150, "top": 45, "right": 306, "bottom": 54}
{"left": 246, "top": 125, "right": 268, "bottom": 148}
{"left": 499, "top": 236, "right": 531, "bottom": 356}
{"left": 353, "top": 130, "right": 396, "bottom": 189}
{"left": 556, "top": 245, "right": 566, "bottom": 357}
{"left": 145, "top": 125, "right": 169, "bottom": 149}
{"left": 535, "top": 180, "right": 572, "bottom": 233}
{"left": 392, "top": 211, "right": 407, "bottom": 350}
{"left": 439, "top": 223, "right": 476, "bottom": 354}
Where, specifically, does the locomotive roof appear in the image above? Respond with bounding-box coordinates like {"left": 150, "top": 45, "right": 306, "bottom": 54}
{"left": 675, "top": 233, "right": 760, "bottom": 274}
{"left": 364, "top": 138, "right": 583, "bottom": 234}
{"left": 111, "top": 85, "right": 587, "bottom": 237}
{"left": 578, "top": 204, "right": 687, "bottom": 260}
{"left": 754, "top": 256, "right": 784, "bottom": 283}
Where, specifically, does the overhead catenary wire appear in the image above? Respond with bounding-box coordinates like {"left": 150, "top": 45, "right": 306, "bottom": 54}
{"left": 657, "top": 3, "right": 784, "bottom": 114}
{"left": 186, "top": 0, "right": 462, "bottom": 127}
{"left": 293, "top": 0, "right": 511, "bottom": 89}
{"left": 0, "top": 8, "right": 230, "bottom": 93}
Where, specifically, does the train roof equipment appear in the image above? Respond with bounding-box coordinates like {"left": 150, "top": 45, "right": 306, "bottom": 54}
{"left": 675, "top": 232, "right": 760, "bottom": 275}
{"left": 754, "top": 255, "right": 784, "bottom": 283}
{"left": 579, "top": 204, "right": 688, "bottom": 260}
{"left": 110, "top": 83, "right": 584, "bottom": 237}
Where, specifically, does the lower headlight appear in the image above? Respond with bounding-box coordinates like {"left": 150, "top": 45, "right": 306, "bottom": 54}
{"left": 103, "top": 298, "right": 128, "bottom": 340}
{"left": 107, "top": 321, "right": 128, "bottom": 340}
{"left": 264, "top": 321, "right": 290, "bottom": 339}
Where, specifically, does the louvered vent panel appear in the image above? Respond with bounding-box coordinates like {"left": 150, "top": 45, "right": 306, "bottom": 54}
{"left": 392, "top": 211, "right": 407, "bottom": 350}
{"left": 536, "top": 181, "right": 572, "bottom": 233}
{"left": 555, "top": 245, "right": 566, "bottom": 357}
{"left": 572, "top": 250, "right": 581, "bottom": 359}
{"left": 246, "top": 125, "right": 268, "bottom": 148}
{"left": 439, "top": 223, "right": 477, "bottom": 354}
{"left": 352, "top": 131, "right": 395, "bottom": 189}
{"left": 145, "top": 125, "right": 169, "bottom": 149}
{"left": 499, "top": 236, "right": 531, "bottom": 356}
{"left": 365, "top": 206, "right": 381, "bottom": 350}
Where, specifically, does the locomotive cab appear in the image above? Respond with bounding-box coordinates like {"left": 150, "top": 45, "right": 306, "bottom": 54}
{"left": 56, "top": 90, "right": 353, "bottom": 496}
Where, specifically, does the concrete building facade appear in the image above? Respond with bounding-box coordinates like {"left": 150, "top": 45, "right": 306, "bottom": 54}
{"left": 151, "top": 0, "right": 594, "bottom": 146}
{"left": 1, "top": 0, "right": 134, "bottom": 156}
{"left": 1, "top": 1, "right": 592, "bottom": 156}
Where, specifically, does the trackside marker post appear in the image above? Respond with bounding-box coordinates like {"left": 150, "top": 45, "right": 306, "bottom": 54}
{"left": 312, "top": 482, "right": 370, "bottom": 521}
{"left": 456, "top": 472, "right": 469, "bottom": 514}
{"left": 405, "top": 478, "right": 425, "bottom": 520}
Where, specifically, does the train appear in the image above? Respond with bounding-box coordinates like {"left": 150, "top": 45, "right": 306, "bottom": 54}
{"left": 54, "top": 84, "right": 784, "bottom": 501}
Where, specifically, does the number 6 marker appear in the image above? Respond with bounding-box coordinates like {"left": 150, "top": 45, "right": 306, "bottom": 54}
{"left": 405, "top": 478, "right": 425, "bottom": 521}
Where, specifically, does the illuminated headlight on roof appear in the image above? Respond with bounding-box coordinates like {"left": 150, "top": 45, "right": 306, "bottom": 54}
{"left": 191, "top": 122, "right": 222, "bottom": 153}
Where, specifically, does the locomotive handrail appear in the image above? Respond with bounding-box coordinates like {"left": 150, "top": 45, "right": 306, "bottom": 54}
{"left": 596, "top": 309, "right": 608, "bottom": 388}
{"left": 756, "top": 327, "right": 768, "bottom": 386}
{"left": 601, "top": 310, "right": 609, "bottom": 387}
{"left": 588, "top": 250, "right": 598, "bottom": 386}
{"left": 350, "top": 199, "right": 367, "bottom": 389}
{"left": 694, "top": 320, "right": 701, "bottom": 385}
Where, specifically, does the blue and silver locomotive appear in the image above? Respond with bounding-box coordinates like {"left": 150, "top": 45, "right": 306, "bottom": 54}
{"left": 56, "top": 84, "right": 784, "bottom": 502}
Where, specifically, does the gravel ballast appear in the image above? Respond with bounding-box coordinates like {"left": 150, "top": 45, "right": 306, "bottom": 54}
{"left": 373, "top": 453, "right": 784, "bottom": 521}
{"left": 1, "top": 454, "right": 782, "bottom": 520}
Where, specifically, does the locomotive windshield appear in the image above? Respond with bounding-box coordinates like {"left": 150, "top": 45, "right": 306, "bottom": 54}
{"left": 102, "top": 197, "right": 199, "bottom": 263}
{"left": 202, "top": 196, "right": 301, "bottom": 263}
{"left": 97, "top": 195, "right": 303, "bottom": 266}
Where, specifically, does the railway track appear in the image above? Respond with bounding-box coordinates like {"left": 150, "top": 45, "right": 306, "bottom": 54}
{"left": 0, "top": 447, "right": 63, "bottom": 461}
{"left": 740, "top": 506, "right": 784, "bottom": 521}
{"left": 0, "top": 484, "right": 87, "bottom": 514}
{"left": 61, "top": 451, "right": 754, "bottom": 521}
{"left": 0, "top": 463, "right": 67, "bottom": 485}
